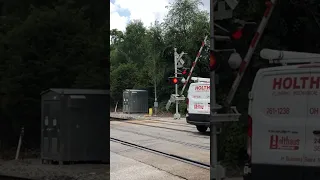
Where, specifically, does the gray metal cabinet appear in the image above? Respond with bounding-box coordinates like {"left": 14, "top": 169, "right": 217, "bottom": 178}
{"left": 123, "top": 89, "right": 148, "bottom": 113}
{"left": 41, "top": 89, "right": 109, "bottom": 164}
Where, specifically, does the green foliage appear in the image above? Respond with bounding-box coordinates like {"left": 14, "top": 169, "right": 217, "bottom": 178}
{"left": 110, "top": 63, "right": 138, "bottom": 103}
{"left": 0, "top": 1, "right": 108, "bottom": 148}
{"left": 219, "top": 122, "right": 246, "bottom": 167}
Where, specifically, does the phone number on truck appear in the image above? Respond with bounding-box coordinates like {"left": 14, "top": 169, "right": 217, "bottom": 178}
{"left": 266, "top": 107, "right": 290, "bottom": 115}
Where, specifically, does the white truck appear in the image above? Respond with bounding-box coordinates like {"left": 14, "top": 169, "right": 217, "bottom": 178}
{"left": 186, "top": 77, "right": 210, "bottom": 132}
{"left": 185, "top": 49, "right": 320, "bottom": 179}
{"left": 242, "top": 49, "right": 320, "bottom": 180}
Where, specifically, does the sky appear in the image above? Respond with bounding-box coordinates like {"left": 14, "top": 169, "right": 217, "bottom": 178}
{"left": 110, "top": 0, "right": 210, "bottom": 31}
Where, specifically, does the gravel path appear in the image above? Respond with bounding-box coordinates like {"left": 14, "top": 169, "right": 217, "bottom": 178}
{"left": 0, "top": 159, "right": 109, "bottom": 180}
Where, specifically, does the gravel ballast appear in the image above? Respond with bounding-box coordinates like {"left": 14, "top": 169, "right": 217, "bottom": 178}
{"left": 0, "top": 159, "right": 109, "bottom": 180}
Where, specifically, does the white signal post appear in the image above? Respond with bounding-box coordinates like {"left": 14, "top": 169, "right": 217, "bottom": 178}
{"left": 174, "top": 48, "right": 180, "bottom": 119}
{"left": 173, "top": 48, "right": 187, "bottom": 119}
{"left": 210, "top": 1, "right": 218, "bottom": 179}
{"left": 210, "top": 1, "right": 241, "bottom": 180}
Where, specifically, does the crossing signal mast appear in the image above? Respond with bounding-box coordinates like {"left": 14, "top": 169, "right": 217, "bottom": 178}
{"left": 209, "top": 0, "right": 278, "bottom": 180}
{"left": 166, "top": 48, "right": 187, "bottom": 119}
{"left": 165, "top": 36, "right": 209, "bottom": 112}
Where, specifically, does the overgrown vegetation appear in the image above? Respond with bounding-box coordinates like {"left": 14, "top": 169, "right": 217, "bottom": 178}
{"left": 0, "top": 0, "right": 108, "bottom": 151}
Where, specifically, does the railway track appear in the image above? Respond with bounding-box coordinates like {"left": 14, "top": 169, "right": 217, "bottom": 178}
{"left": 141, "top": 119, "right": 194, "bottom": 127}
{"left": 110, "top": 117, "right": 193, "bottom": 127}
{"left": 110, "top": 126, "right": 210, "bottom": 150}
{"left": 110, "top": 117, "right": 210, "bottom": 137}
{"left": 110, "top": 137, "right": 210, "bottom": 169}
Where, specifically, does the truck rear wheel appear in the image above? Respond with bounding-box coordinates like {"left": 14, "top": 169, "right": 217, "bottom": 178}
{"left": 196, "top": 125, "right": 208, "bottom": 132}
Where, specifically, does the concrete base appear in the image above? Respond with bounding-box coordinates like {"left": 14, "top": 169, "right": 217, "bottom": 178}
{"left": 110, "top": 152, "right": 184, "bottom": 180}
{"left": 210, "top": 165, "right": 226, "bottom": 180}
{"left": 173, "top": 113, "right": 181, "bottom": 119}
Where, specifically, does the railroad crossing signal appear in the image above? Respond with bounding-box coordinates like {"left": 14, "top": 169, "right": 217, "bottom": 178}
{"left": 214, "top": 0, "right": 239, "bottom": 20}
{"left": 172, "top": 77, "right": 178, "bottom": 84}
{"left": 165, "top": 48, "right": 187, "bottom": 118}
{"left": 175, "top": 50, "right": 186, "bottom": 68}
{"left": 168, "top": 77, "right": 183, "bottom": 84}
{"left": 232, "top": 28, "right": 243, "bottom": 39}
{"left": 179, "top": 67, "right": 189, "bottom": 75}
{"left": 182, "top": 68, "right": 187, "bottom": 75}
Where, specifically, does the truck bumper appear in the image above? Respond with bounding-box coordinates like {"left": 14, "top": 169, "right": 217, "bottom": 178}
{"left": 186, "top": 114, "right": 210, "bottom": 126}
{"left": 245, "top": 163, "right": 320, "bottom": 180}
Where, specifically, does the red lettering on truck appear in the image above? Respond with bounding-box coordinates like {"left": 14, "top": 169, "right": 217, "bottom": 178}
{"left": 310, "top": 108, "right": 319, "bottom": 115}
{"left": 273, "top": 77, "right": 320, "bottom": 90}
{"left": 194, "top": 104, "right": 204, "bottom": 109}
{"left": 269, "top": 135, "right": 300, "bottom": 150}
{"left": 195, "top": 85, "right": 210, "bottom": 91}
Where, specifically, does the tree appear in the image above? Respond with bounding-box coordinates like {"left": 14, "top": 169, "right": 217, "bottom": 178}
{"left": 110, "top": 63, "right": 138, "bottom": 105}
{"left": 163, "top": 0, "right": 210, "bottom": 79}
{"left": 0, "top": 3, "right": 107, "bottom": 148}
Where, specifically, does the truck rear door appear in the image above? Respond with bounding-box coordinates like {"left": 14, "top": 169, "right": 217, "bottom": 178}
{"left": 251, "top": 69, "right": 308, "bottom": 166}
{"left": 303, "top": 68, "right": 320, "bottom": 179}
{"left": 188, "top": 83, "right": 210, "bottom": 115}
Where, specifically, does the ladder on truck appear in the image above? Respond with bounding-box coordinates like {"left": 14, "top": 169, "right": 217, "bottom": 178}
{"left": 260, "top": 48, "right": 320, "bottom": 65}
{"left": 190, "top": 77, "right": 210, "bottom": 83}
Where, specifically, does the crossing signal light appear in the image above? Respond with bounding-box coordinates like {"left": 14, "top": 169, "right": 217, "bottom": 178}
{"left": 209, "top": 50, "right": 219, "bottom": 71}
{"left": 168, "top": 77, "right": 182, "bottom": 85}
{"left": 181, "top": 68, "right": 189, "bottom": 75}
{"left": 172, "top": 77, "right": 178, "bottom": 84}
{"left": 182, "top": 69, "right": 187, "bottom": 75}
{"left": 232, "top": 28, "right": 243, "bottom": 40}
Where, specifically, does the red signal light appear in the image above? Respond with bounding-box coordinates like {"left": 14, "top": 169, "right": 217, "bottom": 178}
{"left": 182, "top": 69, "right": 187, "bottom": 75}
{"left": 232, "top": 28, "right": 243, "bottom": 40}
{"left": 209, "top": 50, "right": 217, "bottom": 71}
{"left": 168, "top": 77, "right": 182, "bottom": 84}
{"left": 172, "top": 78, "right": 178, "bottom": 84}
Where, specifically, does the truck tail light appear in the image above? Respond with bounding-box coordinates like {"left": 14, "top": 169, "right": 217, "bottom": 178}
{"left": 186, "top": 98, "right": 189, "bottom": 105}
{"left": 248, "top": 115, "right": 252, "bottom": 137}
{"left": 247, "top": 115, "right": 252, "bottom": 159}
